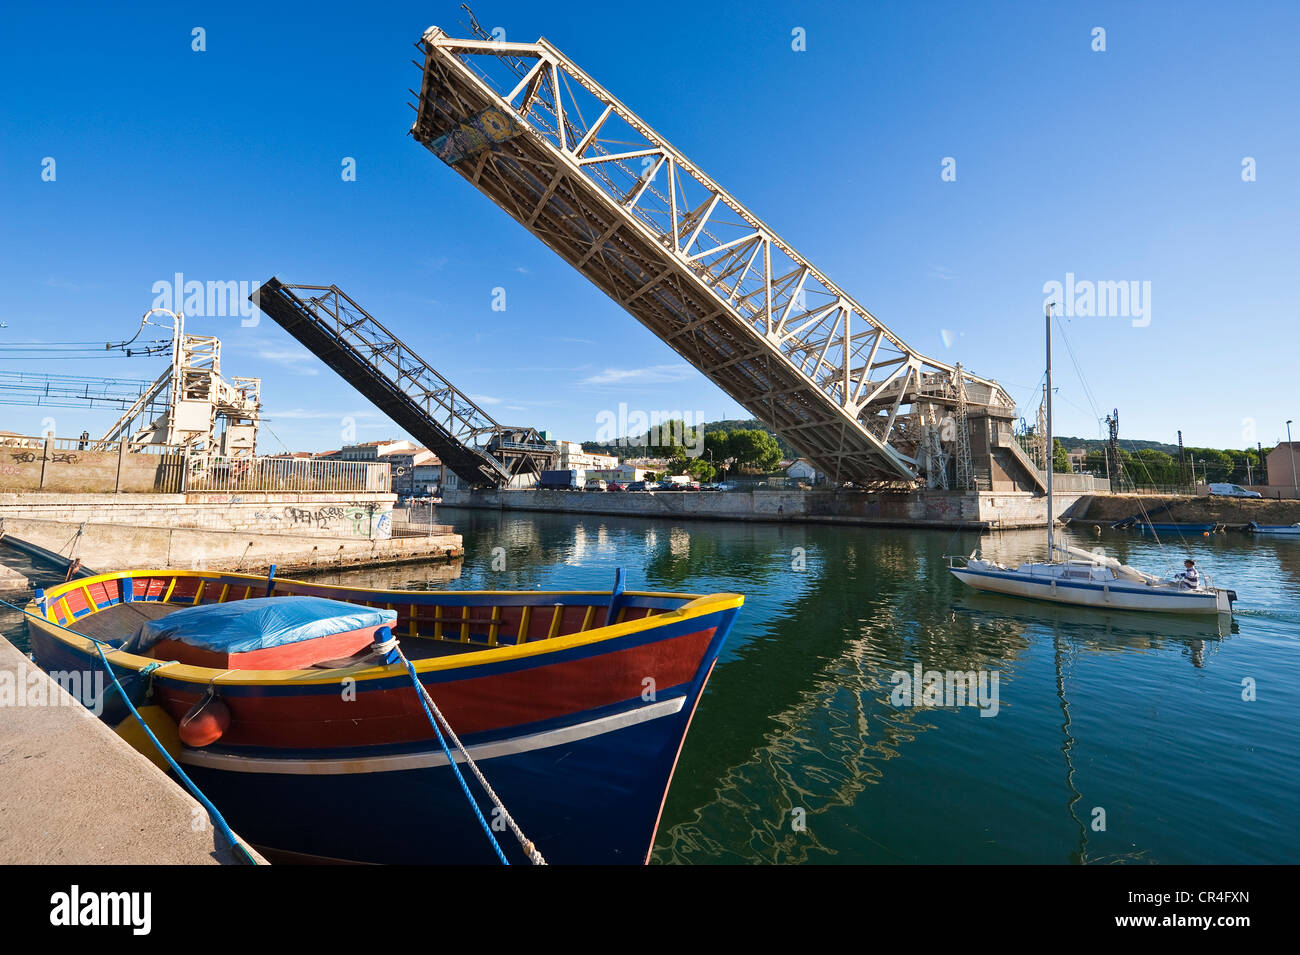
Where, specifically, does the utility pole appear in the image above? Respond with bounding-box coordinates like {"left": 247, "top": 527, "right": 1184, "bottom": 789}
{"left": 1106, "top": 409, "right": 1121, "bottom": 491}
{"left": 1177, "top": 430, "right": 1187, "bottom": 488}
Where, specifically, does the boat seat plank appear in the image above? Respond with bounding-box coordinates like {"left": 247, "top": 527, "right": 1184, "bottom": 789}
{"left": 66, "top": 601, "right": 181, "bottom": 643}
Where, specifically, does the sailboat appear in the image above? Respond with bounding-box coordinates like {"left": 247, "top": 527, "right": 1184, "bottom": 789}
{"left": 949, "top": 305, "right": 1236, "bottom": 615}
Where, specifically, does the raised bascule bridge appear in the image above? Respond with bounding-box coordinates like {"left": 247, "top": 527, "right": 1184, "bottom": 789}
{"left": 252, "top": 279, "right": 556, "bottom": 488}
{"left": 407, "top": 24, "right": 1044, "bottom": 493}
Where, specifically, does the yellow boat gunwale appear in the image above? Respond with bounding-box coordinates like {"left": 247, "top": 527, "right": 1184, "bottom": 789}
{"left": 25, "top": 568, "right": 744, "bottom": 688}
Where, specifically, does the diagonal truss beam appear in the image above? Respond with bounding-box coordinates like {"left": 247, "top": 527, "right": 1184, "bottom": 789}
{"left": 252, "top": 279, "right": 554, "bottom": 488}
{"left": 409, "top": 26, "right": 1017, "bottom": 485}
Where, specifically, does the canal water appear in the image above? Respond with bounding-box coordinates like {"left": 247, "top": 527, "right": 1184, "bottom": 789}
{"left": 319, "top": 508, "right": 1300, "bottom": 865}
{"left": 4, "top": 509, "right": 1296, "bottom": 863}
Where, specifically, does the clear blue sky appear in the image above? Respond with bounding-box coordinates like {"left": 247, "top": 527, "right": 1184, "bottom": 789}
{"left": 2, "top": 1, "right": 1297, "bottom": 453}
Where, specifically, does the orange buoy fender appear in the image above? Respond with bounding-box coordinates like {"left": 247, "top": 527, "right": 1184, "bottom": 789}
{"left": 179, "top": 693, "right": 231, "bottom": 748}
{"left": 115, "top": 704, "right": 182, "bottom": 771}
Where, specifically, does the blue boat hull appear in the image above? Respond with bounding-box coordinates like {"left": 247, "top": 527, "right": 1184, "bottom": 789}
{"left": 24, "top": 568, "right": 744, "bottom": 866}
{"left": 182, "top": 701, "right": 700, "bottom": 864}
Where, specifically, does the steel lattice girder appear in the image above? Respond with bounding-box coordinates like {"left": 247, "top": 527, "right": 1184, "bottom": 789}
{"left": 252, "top": 279, "right": 553, "bottom": 488}
{"left": 409, "top": 27, "right": 1016, "bottom": 485}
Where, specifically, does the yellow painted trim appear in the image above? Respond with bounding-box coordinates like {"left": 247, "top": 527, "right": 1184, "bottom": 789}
{"left": 24, "top": 569, "right": 743, "bottom": 688}
{"left": 408, "top": 604, "right": 417, "bottom": 637}
{"left": 517, "top": 605, "right": 531, "bottom": 644}
{"left": 82, "top": 585, "right": 99, "bottom": 613}
{"left": 580, "top": 605, "right": 596, "bottom": 632}
{"left": 488, "top": 606, "right": 501, "bottom": 647}
{"left": 459, "top": 605, "right": 470, "bottom": 643}
{"left": 42, "top": 566, "right": 704, "bottom": 605}
{"left": 192, "top": 581, "right": 205, "bottom": 605}
{"left": 219, "top": 584, "right": 230, "bottom": 603}
{"left": 547, "top": 605, "right": 563, "bottom": 640}
{"left": 163, "top": 578, "right": 177, "bottom": 603}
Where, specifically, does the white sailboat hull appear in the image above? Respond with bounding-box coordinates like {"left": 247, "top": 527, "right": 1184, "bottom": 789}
{"left": 950, "top": 565, "right": 1232, "bottom": 614}
{"left": 952, "top": 306, "right": 1237, "bottom": 618}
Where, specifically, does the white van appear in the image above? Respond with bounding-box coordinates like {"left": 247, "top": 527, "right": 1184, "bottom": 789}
{"left": 1208, "top": 483, "right": 1262, "bottom": 498}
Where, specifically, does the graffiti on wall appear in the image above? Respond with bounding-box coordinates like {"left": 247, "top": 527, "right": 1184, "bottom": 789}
{"left": 282, "top": 504, "right": 385, "bottom": 536}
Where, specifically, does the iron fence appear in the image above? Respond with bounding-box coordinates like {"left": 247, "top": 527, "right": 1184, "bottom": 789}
{"left": 1123, "top": 484, "right": 1199, "bottom": 496}
{"left": 389, "top": 519, "right": 456, "bottom": 538}
{"left": 186, "top": 457, "right": 391, "bottom": 493}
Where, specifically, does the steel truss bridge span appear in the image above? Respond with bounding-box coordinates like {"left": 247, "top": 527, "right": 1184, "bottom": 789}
{"left": 252, "top": 279, "right": 555, "bottom": 488}
{"left": 409, "top": 26, "right": 1022, "bottom": 488}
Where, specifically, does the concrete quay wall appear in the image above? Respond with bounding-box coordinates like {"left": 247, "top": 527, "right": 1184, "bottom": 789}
{"left": 0, "top": 637, "right": 264, "bottom": 864}
{"left": 0, "top": 517, "right": 461, "bottom": 575}
{"left": 0, "top": 491, "right": 397, "bottom": 540}
{"left": 441, "top": 487, "right": 1080, "bottom": 529}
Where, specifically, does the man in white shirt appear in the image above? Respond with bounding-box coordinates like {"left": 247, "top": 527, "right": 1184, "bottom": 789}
{"left": 1176, "top": 559, "right": 1200, "bottom": 589}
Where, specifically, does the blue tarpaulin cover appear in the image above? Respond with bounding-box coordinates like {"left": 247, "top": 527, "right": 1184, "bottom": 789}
{"left": 124, "top": 596, "right": 396, "bottom": 654}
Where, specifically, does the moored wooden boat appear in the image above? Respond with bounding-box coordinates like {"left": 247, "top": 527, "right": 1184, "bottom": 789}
{"left": 25, "top": 568, "right": 743, "bottom": 864}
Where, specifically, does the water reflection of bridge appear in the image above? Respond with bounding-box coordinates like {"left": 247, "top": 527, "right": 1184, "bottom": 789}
{"left": 288, "top": 509, "right": 1239, "bottom": 863}
{"left": 653, "top": 524, "right": 1236, "bottom": 864}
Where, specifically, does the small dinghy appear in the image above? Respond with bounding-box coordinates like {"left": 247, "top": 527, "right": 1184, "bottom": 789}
{"left": 25, "top": 567, "right": 743, "bottom": 865}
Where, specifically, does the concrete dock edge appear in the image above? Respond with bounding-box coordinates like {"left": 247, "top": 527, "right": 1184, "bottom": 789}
{"left": 0, "top": 636, "right": 265, "bottom": 865}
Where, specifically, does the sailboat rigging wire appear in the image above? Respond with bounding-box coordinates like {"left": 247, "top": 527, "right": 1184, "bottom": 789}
{"left": 1050, "top": 318, "right": 1193, "bottom": 569}
{"left": 1053, "top": 316, "right": 1105, "bottom": 426}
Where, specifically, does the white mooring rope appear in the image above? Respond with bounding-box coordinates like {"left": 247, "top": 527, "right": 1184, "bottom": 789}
{"left": 396, "top": 647, "right": 546, "bottom": 865}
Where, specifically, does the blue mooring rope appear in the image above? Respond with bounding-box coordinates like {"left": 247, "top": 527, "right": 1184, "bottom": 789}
{"left": 1, "top": 597, "right": 258, "bottom": 865}
{"left": 402, "top": 657, "right": 509, "bottom": 865}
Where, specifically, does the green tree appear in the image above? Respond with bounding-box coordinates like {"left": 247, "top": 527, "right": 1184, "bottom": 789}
{"left": 729, "top": 429, "right": 783, "bottom": 472}
{"left": 703, "top": 430, "right": 730, "bottom": 462}
{"left": 1052, "top": 438, "right": 1071, "bottom": 473}
{"left": 685, "top": 457, "right": 716, "bottom": 482}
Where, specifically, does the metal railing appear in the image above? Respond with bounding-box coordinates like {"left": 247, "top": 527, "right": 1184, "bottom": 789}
{"left": 1122, "top": 484, "right": 1198, "bottom": 496}
{"left": 389, "top": 519, "right": 456, "bottom": 538}
{"left": 0, "top": 432, "right": 392, "bottom": 494}
{"left": 186, "top": 457, "right": 391, "bottom": 493}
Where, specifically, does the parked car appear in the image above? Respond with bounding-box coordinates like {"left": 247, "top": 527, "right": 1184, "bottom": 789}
{"left": 627, "top": 480, "right": 650, "bottom": 491}
{"left": 607, "top": 482, "right": 627, "bottom": 491}
{"left": 1208, "top": 483, "right": 1262, "bottom": 498}
{"left": 585, "top": 479, "right": 608, "bottom": 492}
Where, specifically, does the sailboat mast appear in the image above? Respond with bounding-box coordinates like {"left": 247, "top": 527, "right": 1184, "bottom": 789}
{"left": 1046, "top": 303, "right": 1054, "bottom": 557}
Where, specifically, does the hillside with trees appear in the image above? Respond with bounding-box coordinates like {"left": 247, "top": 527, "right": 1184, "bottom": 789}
{"left": 584, "top": 418, "right": 1270, "bottom": 486}
{"left": 1053, "top": 437, "right": 1267, "bottom": 485}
